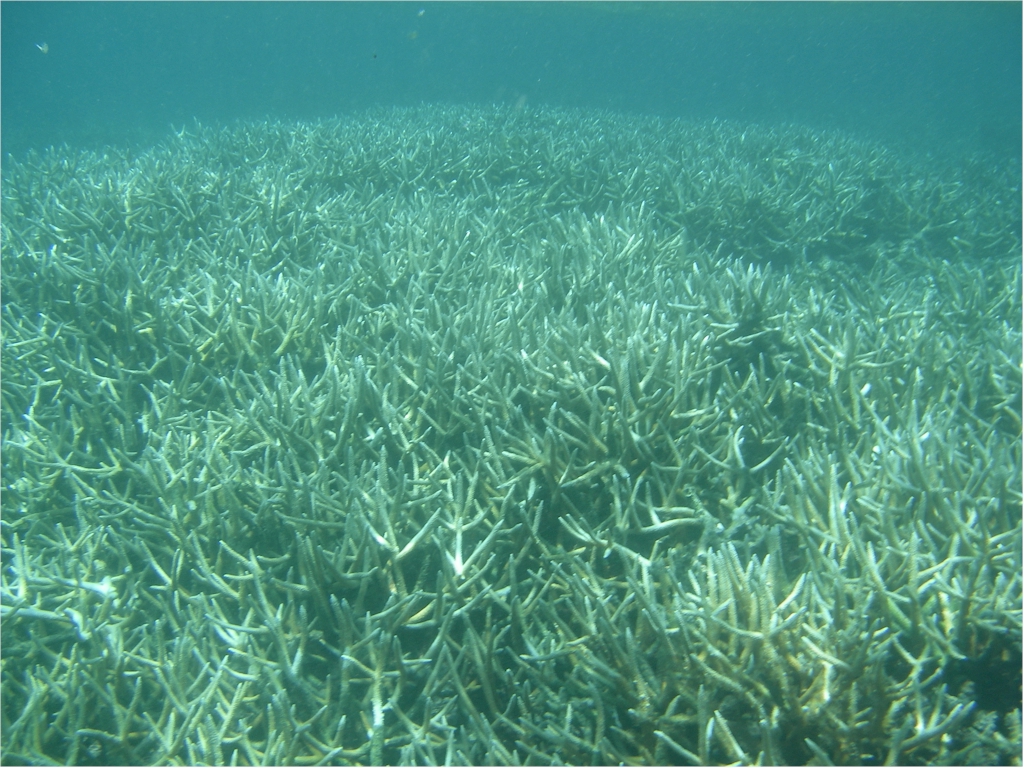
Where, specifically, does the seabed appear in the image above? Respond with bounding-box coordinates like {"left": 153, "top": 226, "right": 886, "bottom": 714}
{"left": 1, "top": 105, "right": 1021, "bottom": 765}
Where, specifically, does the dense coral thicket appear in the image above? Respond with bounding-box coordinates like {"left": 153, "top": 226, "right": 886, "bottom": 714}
{"left": 2, "top": 105, "right": 1020, "bottom": 765}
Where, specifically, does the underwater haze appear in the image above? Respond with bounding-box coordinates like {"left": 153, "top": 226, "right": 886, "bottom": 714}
{"left": 2, "top": 3, "right": 1022, "bottom": 767}
{"left": 1, "top": 1, "right": 1021, "bottom": 160}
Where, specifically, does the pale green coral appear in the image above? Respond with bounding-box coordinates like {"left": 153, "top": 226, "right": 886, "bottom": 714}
{"left": 2, "top": 105, "right": 1020, "bottom": 765}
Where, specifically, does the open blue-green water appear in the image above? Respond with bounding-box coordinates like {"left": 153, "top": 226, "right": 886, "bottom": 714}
{"left": 2, "top": 2, "right": 1020, "bottom": 160}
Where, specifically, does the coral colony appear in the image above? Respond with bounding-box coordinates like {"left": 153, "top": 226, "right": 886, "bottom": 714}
{"left": 1, "top": 105, "right": 1020, "bottom": 765}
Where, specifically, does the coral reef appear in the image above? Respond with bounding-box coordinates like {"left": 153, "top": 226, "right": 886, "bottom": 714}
{"left": 1, "top": 105, "right": 1020, "bottom": 765}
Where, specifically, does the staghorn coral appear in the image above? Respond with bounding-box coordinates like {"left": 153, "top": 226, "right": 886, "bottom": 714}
{"left": 1, "top": 105, "right": 1020, "bottom": 765}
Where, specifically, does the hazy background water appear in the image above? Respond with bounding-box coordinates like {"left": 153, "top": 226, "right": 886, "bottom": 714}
{"left": 2, "top": 1, "right": 1020, "bottom": 162}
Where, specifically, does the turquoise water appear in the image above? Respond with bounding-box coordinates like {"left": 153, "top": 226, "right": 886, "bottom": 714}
{"left": 1, "top": 2, "right": 1020, "bottom": 160}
